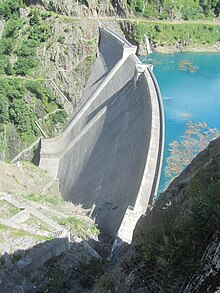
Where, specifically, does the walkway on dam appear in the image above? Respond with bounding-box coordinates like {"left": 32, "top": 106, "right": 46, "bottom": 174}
{"left": 40, "top": 27, "right": 164, "bottom": 243}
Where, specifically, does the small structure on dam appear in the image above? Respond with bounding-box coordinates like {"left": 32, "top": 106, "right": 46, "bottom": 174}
{"left": 40, "top": 27, "right": 164, "bottom": 243}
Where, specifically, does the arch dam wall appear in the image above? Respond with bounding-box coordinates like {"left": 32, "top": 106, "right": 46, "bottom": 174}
{"left": 39, "top": 27, "right": 164, "bottom": 243}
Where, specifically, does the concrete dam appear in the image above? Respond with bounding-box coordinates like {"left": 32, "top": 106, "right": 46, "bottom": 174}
{"left": 39, "top": 27, "right": 164, "bottom": 243}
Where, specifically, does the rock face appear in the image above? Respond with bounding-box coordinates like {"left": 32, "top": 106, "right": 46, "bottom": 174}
{"left": 25, "top": 4, "right": 132, "bottom": 113}
{"left": 24, "top": 0, "right": 130, "bottom": 17}
{"left": 184, "top": 229, "right": 220, "bottom": 292}
{"left": 99, "top": 137, "right": 220, "bottom": 292}
{"left": 34, "top": 4, "right": 130, "bottom": 108}
{"left": 0, "top": 0, "right": 132, "bottom": 161}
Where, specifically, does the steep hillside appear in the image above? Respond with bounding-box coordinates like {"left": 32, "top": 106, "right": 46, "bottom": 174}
{"left": 26, "top": 0, "right": 130, "bottom": 17}
{"left": 96, "top": 137, "right": 220, "bottom": 292}
{"left": 0, "top": 0, "right": 127, "bottom": 161}
{"left": 0, "top": 0, "right": 220, "bottom": 161}
{"left": 0, "top": 160, "right": 102, "bottom": 292}
{"left": 128, "top": 0, "right": 220, "bottom": 20}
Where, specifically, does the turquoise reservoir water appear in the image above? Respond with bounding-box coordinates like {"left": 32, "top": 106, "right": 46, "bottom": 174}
{"left": 141, "top": 53, "right": 220, "bottom": 193}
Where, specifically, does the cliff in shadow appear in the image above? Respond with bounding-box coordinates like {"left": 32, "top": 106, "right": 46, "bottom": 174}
{"left": 95, "top": 136, "right": 220, "bottom": 292}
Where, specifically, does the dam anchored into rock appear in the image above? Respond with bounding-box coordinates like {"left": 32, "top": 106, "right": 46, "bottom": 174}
{"left": 39, "top": 27, "right": 164, "bottom": 243}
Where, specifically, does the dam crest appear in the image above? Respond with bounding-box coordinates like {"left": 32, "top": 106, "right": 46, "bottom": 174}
{"left": 40, "top": 27, "right": 164, "bottom": 243}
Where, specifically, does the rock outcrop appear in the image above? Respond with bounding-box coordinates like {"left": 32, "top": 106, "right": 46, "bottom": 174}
{"left": 24, "top": 0, "right": 130, "bottom": 17}
{"left": 98, "top": 137, "right": 220, "bottom": 292}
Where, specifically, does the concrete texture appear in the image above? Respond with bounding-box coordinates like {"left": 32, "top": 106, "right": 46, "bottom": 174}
{"left": 40, "top": 27, "right": 164, "bottom": 242}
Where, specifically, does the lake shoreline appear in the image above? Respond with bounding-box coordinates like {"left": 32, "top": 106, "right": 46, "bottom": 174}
{"left": 138, "top": 40, "right": 220, "bottom": 55}
{"left": 153, "top": 43, "right": 220, "bottom": 54}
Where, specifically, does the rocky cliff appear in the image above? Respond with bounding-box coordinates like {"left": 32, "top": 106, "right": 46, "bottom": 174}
{"left": 0, "top": 0, "right": 132, "bottom": 161}
{"left": 96, "top": 137, "right": 220, "bottom": 292}
{"left": 24, "top": 0, "right": 130, "bottom": 17}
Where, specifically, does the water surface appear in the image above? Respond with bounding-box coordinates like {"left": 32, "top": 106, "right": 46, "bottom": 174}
{"left": 141, "top": 53, "right": 220, "bottom": 192}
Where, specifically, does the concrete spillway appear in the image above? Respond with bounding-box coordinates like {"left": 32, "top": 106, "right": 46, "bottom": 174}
{"left": 40, "top": 27, "right": 164, "bottom": 243}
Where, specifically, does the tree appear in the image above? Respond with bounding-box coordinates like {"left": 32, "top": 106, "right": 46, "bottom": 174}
{"left": 29, "top": 8, "right": 41, "bottom": 26}
{"left": 0, "top": 38, "right": 15, "bottom": 55}
{"left": 5, "top": 60, "right": 13, "bottom": 75}
{"left": 0, "top": 94, "right": 9, "bottom": 124}
{"left": 0, "top": 0, "right": 23, "bottom": 20}
{"left": 13, "top": 56, "right": 37, "bottom": 76}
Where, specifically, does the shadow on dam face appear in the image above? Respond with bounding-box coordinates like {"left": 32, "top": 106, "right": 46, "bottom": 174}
{"left": 58, "top": 75, "right": 152, "bottom": 238}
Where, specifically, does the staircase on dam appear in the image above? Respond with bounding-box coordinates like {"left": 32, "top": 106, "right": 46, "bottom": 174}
{"left": 39, "top": 27, "right": 164, "bottom": 243}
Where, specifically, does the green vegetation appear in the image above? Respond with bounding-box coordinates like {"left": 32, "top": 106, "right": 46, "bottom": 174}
{"left": 47, "top": 110, "right": 68, "bottom": 126}
{"left": 0, "top": 254, "right": 5, "bottom": 269}
{"left": 124, "top": 0, "right": 220, "bottom": 49}
{"left": 0, "top": 1, "right": 70, "bottom": 160}
{"left": 57, "top": 35, "right": 65, "bottom": 44}
{"left": 98, "top": 275, "right": 115, "bottom": 293}
{"left": 0, "top": 2, "right": 52, "bottom": 77}
{"left": 80, "top": 258, "right": 104, "bottom": 279}
{"left": 128, "top": 0, "right": 220, "bottom": 20}
{"left": 25, "top": 192, "right": 64, "bottom": 205}
{"left": 136, "top": 172, "right": 220, "bottom": 279}
{"left": 58, "top": 217, "right": 100, "bottom": 239}
{"left": 0, "top": 223, "right": 51, "bottom": 241}
{"left": 24, "top": 215, "right": 51, "bottom": 232}
{"left": 0, "top": 78, "right": 68, "bottom": 159}
{"left": 0, "top": 0, "right": 23, "bottom": 20}
{"left": 0, "top": 223, "right": 7, "bottom": 233}
{"left": 25, "top": 81, "right": 59, "bottom": 113}
{"left": 0, "top": 79, "right": 39, "bottom": 145}
{"left": 0, "top": 200, "right": 20, "bottom": 219}
{"left": 128, "top": 21, "right": 220, "bottom": 47}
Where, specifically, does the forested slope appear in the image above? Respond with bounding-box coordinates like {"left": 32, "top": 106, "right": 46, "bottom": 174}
{"left": 129, "top": 0, "right": 220, "bottom": 20}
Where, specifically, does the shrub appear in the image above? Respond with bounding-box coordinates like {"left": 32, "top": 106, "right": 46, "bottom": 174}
{"left": 15, "top": 41, "right": 36, "bottom": 57}
{"left": 0, "top": 38, "right": 15, "bottom": 54}
{"left": 13, "top": 56, "right": 37, "bottom": 76}
{"left": 57, "top": 35, "right": 65, "bottom": 44}
{"left": 29, "top": 8, "right": 41, "bottom": 26}
{"left": 0, "top": 94, "right": 9, "bottom": 124}
{"left": 51, "top": 110, "right": 68, "bottom": 125}
{"left": 9, "top": 98, "right": 38, "bottom": 142}
{"left": 0, "top": 0, "right": 23, "bottom": 20}
{"left": 2, "top": 18, "right": 23, "bottom": 38}
{"left": 136, "top": 173, "right": 220, "bottom": 277}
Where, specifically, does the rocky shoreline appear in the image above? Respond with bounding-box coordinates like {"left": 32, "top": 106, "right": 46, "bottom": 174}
{"left": 136, "top": 36, "right": 220, "bottom": 55}
{"left": 152, "top": 42, "right": 220, "bottom": 54}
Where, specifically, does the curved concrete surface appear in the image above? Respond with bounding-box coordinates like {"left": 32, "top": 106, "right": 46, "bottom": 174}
{"left": 40, "top": 27, "right": 164, "bottom": 242}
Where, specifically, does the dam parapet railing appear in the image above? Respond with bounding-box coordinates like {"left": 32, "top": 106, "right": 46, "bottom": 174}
{"left": 39, "top": 27, "right": 164, "bottom": 243}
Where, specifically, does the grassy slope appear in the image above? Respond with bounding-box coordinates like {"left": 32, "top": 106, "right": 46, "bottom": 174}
{"left": 56, "top": 13, "right": 220, "bottom": 51}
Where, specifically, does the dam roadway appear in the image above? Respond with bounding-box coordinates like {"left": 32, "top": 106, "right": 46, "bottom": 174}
{"left": 39, "top": 27, "right": 164, "bottom": 243}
